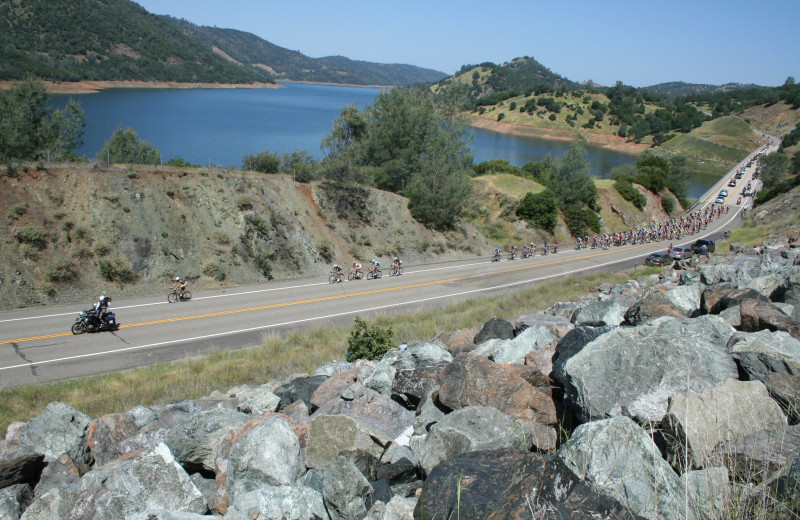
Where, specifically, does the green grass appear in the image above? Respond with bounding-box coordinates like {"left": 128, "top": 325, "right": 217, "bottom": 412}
{"left": 0, "top": 267, "right": 660, "bottom": 433}
{"left": 480, "top": 174, "right": 544, "bottom": 198}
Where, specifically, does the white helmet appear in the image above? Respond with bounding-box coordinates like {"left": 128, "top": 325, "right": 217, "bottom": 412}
{"left": 175, "top": 276, "right": 181, "bottom": 281}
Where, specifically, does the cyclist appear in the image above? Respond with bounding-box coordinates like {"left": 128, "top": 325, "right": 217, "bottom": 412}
{"left": 352, "top": 260, "right": 362, "bottom": 279}
{"left": 172, "top": 276, "right": 188, "bottom": 297}
{"left": 554, "top": 240, "right": 560, "bottom": 253}
{"left": 510, "top": 245, "right": 518, "bottom": 258}
{"left": 576, "top": 237, "right": 582, "bottom": 249}
{"left": 493, "top": 247, "right": 501, "bottom": 261}
{"left": 370, "top": 258, "right": 381, "bottom": 275}
{"left": 392, "top": 257, "right": 403, "bottom": 274}
{"left": 522, "top": 244, "right": 531, "bottom": 257}
{"left": 543, "top": 242, "right": 549, "bottom": 255}
{"left": 332, "top": 264, "right": 343, "bottom": 282}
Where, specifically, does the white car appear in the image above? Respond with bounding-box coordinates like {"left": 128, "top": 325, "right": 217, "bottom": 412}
{"left": 715, "top": 196, "right": 726, "bottom": 204}
{"left": 719, "top": 190, "right": 729, "bottom": 198}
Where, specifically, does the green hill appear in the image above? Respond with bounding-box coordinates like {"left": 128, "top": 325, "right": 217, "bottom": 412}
{"left": 0, "top": 0, "right": 447, "bottom": 87}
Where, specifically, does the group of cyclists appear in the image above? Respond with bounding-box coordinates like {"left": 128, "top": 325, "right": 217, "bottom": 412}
{"left": 330, "top": 257, "right": 403, "bottom": 282}
{"left": 492, "top": 204, "right": 729, "bottom": 261}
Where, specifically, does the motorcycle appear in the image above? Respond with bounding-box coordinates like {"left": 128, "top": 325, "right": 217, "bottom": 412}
{"left": 71, "top": 310, "right": 119, "bottom": 334}
{"left": 736, "top": 197, "right": 742, "bottom": 205}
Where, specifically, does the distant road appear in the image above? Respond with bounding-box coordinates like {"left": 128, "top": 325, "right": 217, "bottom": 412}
{"left": 0, "top": 203, "right": 748, "bottom": 388}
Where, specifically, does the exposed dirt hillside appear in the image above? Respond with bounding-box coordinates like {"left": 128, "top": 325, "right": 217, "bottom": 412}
{"left": 0, "top": 165, "right": 678, "bottom": 311}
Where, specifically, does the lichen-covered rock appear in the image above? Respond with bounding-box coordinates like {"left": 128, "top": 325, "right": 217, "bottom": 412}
{"left": 322, "top": 455, "right": 373, "bottom": 520}
{"left": 16, "top": 402, "right": 92, "bottom": 466}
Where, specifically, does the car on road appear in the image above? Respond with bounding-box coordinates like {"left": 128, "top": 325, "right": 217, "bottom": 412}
{"left": 670, "top": 246, "right": 694, "bottom": 261}
{"left": 719, "top": 189, "right": 729, "bottom": 198}
{"left": 728, "top": 179, "right": 737, "bottom": 187}
{"left": 645, "top": 252, "right": 672, "bottom": 266}
{"left": 691, "top": 239, "right": 715, "bottom": 254}
{"left": 735, "top": 171, "right": 744, "bottom": 179}
{"left": 715, "top": 196, "right": 726, "bottom": 204}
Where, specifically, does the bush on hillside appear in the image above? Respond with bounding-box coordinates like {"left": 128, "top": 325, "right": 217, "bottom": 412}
{"left": 242, "top": 150, "right": 280, "bottom": 173}
{"left": 346, "top": 317, "right": 394, "bottom": 362}
{"left": 564, "top": 206, "right": 601, "bottom": 238}
{"left": 661, "top": 195, "right": 675, "bottom": 214}
{"left": 614, "top": 178, "right": 647, "bottom": 210}
{"left": 516, "top": 190, "right": 558, "bottom": 233}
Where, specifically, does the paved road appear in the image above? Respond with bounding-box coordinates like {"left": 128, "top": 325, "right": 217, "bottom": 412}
{"left": 0, "top": 138, "right": 777, "bottom": 388}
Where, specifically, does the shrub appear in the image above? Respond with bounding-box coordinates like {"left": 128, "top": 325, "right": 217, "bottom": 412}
{"left": 98, "top": 255, "right": 137, "bottom": 284}
{"left": 255, "top": 254, "right": 272, "bottom": 279}
{"left": 14, "top": 226, "right": 48, "bottom": 250}
{"left": 346, "top": 317, "right": 394, "bottom": 362}
{"left": 236, "top": 196, "right": 253, "bottom": 211}
{"left": 45, "top": 257, "right": 76, "bottom": 283}
{"left": 516, "top": 190, "right": 558, "bottom": 233}
{"left": 614, "top": 178, "right": 647, "bottom": 210}
{"left": 318, "top": 238, "right": 334, "bottom": 263}
{"left": 242, "top": 150, "right": 281, "bottom": 173}
{"left": 202, "top": 262, "right": 226, "bottom": 281}
{"left": 211, "top": 231, "right": 231, "bottom": 246}
{"left": 564, "top": 206, "right": 601, "bottom": 238}
{"left": 661, "top": 195, "right": 675, "bottom": 214}
{"left": 7, "top": 203, "right": 27, "bottom": 220}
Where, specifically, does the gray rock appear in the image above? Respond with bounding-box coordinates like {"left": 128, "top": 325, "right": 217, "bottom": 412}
{"left": 224, "top": 415, "right": 304, "bottom": 506}
{"left": 322, "top": 455, "right": 374, "bottom": 520}
{"left": 571, "top": 300, "right": 627, "bottom": 327}
{"left": 164, "top": 407, "right": 250, "bottom": 473}
{"left": 16, "top": 402, "right": 92, "bottom": 465}
{"left": 19, "top": 487, "right": 77, "bottom": 520}
{"left": 663, "top": 379, "right": 788, "bottom": 470}
{"left": 236, "top": 387, "right": 280, "bottom": 416}
{"left": 305, "top": 414, "right": 390, "bottom": 470}
{"left": 0, "top": 483, "right": 33, "bottom": 520}
{"left": 362, "top": 355, "right": 399, "bottom": 396}
{"left": 222, "top": 485, "right": 327, "bottom": 520}
{"left": 143, "top": 512, "right": 210, "bottom": 520}
{"left": 0, "top": 453, "right": 45, "bottom": 489}
{"left": 558, "top": 416, "right": 691, "bottom": 520}
{"left": 472, "top": 325, "right": 556, "bottom": 365}
{"left": 473, "top": 316, "right": 514, "bottom": 344}
{"left": 551, "top": 325, "right": 615, "bottom": 387}
{"left": 24, "top": 443, "right": 207, "bottom": 520}
{"left": 411, "top": 406, "right": 535, "bottom": 475}
{"left": 563, "top": 316, "right": 738, "bottom": 423}
{"left": 365, "top": 495, "right": 416, "bottom": 520}
{"left": 393, "top": 342, "right": 452, "bottom": 370}
{"left": 665, "top": 283, "right": 704, "bottom": 316}
{"left": 274, "top": 375, "right": 329, "bottom": 411}
{"left": 681, "top": 467, "right": 730, "bottom": 520}
{"left": 315, "top": 360, "right": 355, "bottom": 376}
{"left": 728, "top": 329, "right": 800, "bottom": 383}
{"left": 412, "top": 386, "right": 446, "bottom": 436}
{"left": 86, "top": 413, "right": 140, "bottom": 467}
{"left": 127, "top": 405, "right": 159, "bottom": 428}
{"left": 711, "top": 425, "right": 800, "bottom": 483}
{"left": 514, "top": 312, "right": 571, "bottom": 333}
{"left": 33, "top": 453, "right": 89, "bottom": 498}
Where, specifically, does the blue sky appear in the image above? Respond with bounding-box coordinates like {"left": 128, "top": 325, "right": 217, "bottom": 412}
{"left": 136, "top": 0, "right": 799, "bottom": 88}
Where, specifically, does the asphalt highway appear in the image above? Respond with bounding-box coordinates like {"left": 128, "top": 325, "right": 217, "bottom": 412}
{"left": 0, "top": 141, "right": 775, "bottom": 388}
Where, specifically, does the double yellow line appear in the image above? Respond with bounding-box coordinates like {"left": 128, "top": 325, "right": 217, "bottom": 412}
{"left": 0, "top": 246, "right": 640, "bottom": 346}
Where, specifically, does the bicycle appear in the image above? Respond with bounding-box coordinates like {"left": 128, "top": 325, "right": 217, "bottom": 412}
{"left": 366, "top": 267, "right": 382, "bottom": 280}
{"left": 348, "top": 269, "right": 363, "bottom": 281}
{"left": 329, "top": 271, "right": 343, "bottom": 283}
{"left": 508, "top": 251, "right": 516, "bottom": 260}
{"left": 391, "top": 264, "right": 404, "bottom": 276}
{"left": 167, "top": 289, "right": 192, "bottom": 303}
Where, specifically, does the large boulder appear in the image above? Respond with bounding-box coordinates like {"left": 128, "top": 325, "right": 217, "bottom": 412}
{"left": 739, "top": 299, "right": 800, "bottom": 338}
{"left": 16, "top": 402, "right": 92, "bottom": 465}
{"left": 0, "top": 453, "right": 45, "bottom": 489}
{"left": 416, "top": 448, "right": 644, "bottom": 520}
{"left": 434, "top": 327, "right": 478, "bottom": 357}
{"left": 680, "top": 467, "right": 730, "bottom": 520}
{"left": 322, "top": 455, "right": 374, "bottom": 520}
{"left": 222, "top": 415, "right": 305, "bottom": 510}
{"left": 472, "top": 317, "right": 514, "bottom": 344}
{"left": 391, "top": 366, "right": 443, "bottom": 409}
{"left": 236, "top": 386, "right": 281, "bottom": 416}
{"left": 471, "top": 325, "right": 556, "bottom": 365}
{"left": 571, "top": 300, "right": 627, "bottom": 327}
{"left": 164, "top": 407, "right": 250, "bottom": 474}
{"left": 311, "top": 369, "right": 360, "bottom": 410}
{"left": 728, "top": 329, "right": 800, "bottom": 383}
{"left": 437, "top": 354, "right": 557, "bottom": 450}
{"left": 222, "top": 485, "right": 328, "bottom": 520}
{"left": 710, "top": 424, "right": 800, "bottom": 482}
{"left": 0, "top": 483, "right": 33, "bottom": 520}
{"left": 393, "top": 342, "right": 452, "bottom": 371}
{"left": 563, "top": 316, "right": 738, "bottom": 423}
{"left": 558, "top": 416, "right": 691, "bottom": 520}
{"left": 305, "top": 414, "right": 391, "bottom": 470}
{"left": 662, "top": 379, "right": 788, "bottom": 470}
{"left": 551, "top": 325, "right": 615, "bottom": 387}
{"left": 22, "top": 443, "right": 207, "bottom": 520}
{"left": 86, "top": 413, "right": 139, "bottom": 467}
{"left": 274, "top": 375, "right": 329, "bottom": 411}
{"left": 411, "top": 406, "right": 536, "bottom": 475}
{"left": 766, "top": 372, "right": 800, "bottom": 423}
{"left": 624, "top": 287, "right": 687, "bottom": 326}
{"left": 701, "top": 285, "right": 769, "bottom": 315}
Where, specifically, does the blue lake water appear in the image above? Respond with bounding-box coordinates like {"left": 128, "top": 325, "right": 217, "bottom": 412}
{"left": 52, "top": 83, "right": 714, "bottom": 197}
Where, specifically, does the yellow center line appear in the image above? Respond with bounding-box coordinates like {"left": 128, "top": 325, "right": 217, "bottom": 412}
{"left": 0, "top": 245, "right": 649, "bottom": 346}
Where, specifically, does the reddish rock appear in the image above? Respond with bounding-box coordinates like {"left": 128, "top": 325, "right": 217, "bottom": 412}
{"left": 86, "top": 413, "right": 139, "bottom": 467}
{"left": 310, "top": 369, "right": 359, "bottom": 411}
{"left": 624, "top": 287, "right": 685, "bottom": 326}
{"left": 701, "top": 286, "right": 769, "bottom": 315}
{"left": 740, "top": 299, "right": 800, "bottom": 338}
{"left": 435, "top": 328, "right": 478, "bottom": 357}
{"left": 524, "top": 340, "right": 558, "bottom": 377}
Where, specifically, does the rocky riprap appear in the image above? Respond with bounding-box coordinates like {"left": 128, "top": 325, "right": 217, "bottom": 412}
{"left": 2, "top": 243, "right": 800, "bottom": 520}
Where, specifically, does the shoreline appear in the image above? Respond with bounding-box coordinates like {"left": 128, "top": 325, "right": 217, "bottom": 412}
{"left": 0, "top": 80, "right": 282, "bottom": 94}
{"left": 469, "top": 117, "right": 651, "bottom": 156}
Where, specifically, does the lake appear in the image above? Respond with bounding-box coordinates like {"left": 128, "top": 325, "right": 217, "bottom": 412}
{"left": 52, "top": 83, "right": 714, "bottom": 197}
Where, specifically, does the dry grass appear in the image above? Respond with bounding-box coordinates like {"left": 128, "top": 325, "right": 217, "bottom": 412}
{"left": 0, "top": 267, "right": 658, "bottom": 433}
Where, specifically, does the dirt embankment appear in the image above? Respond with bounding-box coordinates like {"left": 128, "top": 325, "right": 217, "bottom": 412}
{"left": 469, "top": 117, "right": 651, "bottom": 155}
{"left": 0, "top": 80, "right": 281, "bottom": 94}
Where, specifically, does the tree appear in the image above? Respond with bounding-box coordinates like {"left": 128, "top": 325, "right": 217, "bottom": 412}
{"left": 758, "top": 151, "right": 790, "bottom": 190}
{"left": 0, "top": 78, "right": 84, "bottom": 162}
{"left": 242, "top": 150, "right": 280, "bottom": 173}
{"left": 97, "top": 126, "right": 160, "bottom": 165}
{"left": 546, "top": 139, "right": 596, "bottom": 209}
{"left": 516, "top": 190, "right": 558, "bottom": 233}
{"left": 280, "top": 149, "right": 317, "bottom": 182}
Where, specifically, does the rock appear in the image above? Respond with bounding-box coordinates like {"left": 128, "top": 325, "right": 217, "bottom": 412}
{"left": 315, "top": 360, "right": 356, "bottom": 377}
{"left": 563, "top": 316, "right": 738, "bottom": 423}
{"left": 0, "top": 483, "right": 33, "bottom": 520}
{"left": 558, "top": 416, "right": 689, "bottom": 520}
{"left": 0, "top": 453, "right": 45, "bottom": 489}
{"left": 412, "top": 386, "right": 446, "bottom": 437}
{"left": 473, "top": 316, "right": 514, "bottom": 344}
{"left": 523, "top": 339, "right": 558, "bottom": 377}
{"left": 322, "top": 455, "right": 374, "bottom": 520}
{"left": 365, "top": 495, "right": 416, "bottom": 520}
{"left": 681, "top": 467, "right": 730, "bottom": 520}
{"left": 416, "top": 447, "right": 644, "bottom": 520}
{"left": 551, "top": 325, "right": 614, "bottom": 387}
{"left": 739, "top": 299, "right": 800, "bottom": 338}
{"left": 222, "top": 485, "right": 327, "bottom": 520}
{"left": 391, "top": 366, "right": 442, "bottom": 409}
{"left": 662, "top": 379, "right": 788, "bottom": 469}
{"left": 33, "top": 453, "right": 90, "bottom": 498}
{"left": 85, "top": 412, "right": 139, "bottom": 467}
{"left": 362, "top": 358, "right": 397, "bottom": 396}
{"left": 437, "top": 354, "right": 557, "bottom": 450}
{"left": 434, "top": 328, "right": 478, "bottom": 357}
{"left": 222, "top": 415, "right": 304, "bottom": 509}
{"left": 312, "top": 382, "right": 415, "bottom": 440}
{"left": 728, "top": 329, "right": 800, "bottom": 384}
{"left": 701, "top": 285, "right": 769, "bottom": 315}
{"left": 23, "top": 443, "right": 207, "bottom": 520}
{"left": 411, "top": 406, "right": 536, "bottom": 475}
{"left": 164, "top": 407, "right": 250, "bottom": 474}
{"left": 127, "top": 405, "right": 159, "bottom": 428}
{"left": 624, "top": 286, "right": 687, "bottom": 326}
{"left": 571, "top": 300, "right": 627, "bottom": 327}
{"left": 305, "top": 414, "right": 390, "bottom": 470}
{"left": 514, "top": 312, "right": 571, "bottom": 334}
{"left": 711, "top": 425, "right": 800, "bottom": 482}
{"left": 375, "top": 457, "right": 419, "bottom": 486}
{"left": 16, "top": 402, "right": 92, "bottom": 465}
{"left": 311, "top": 369, "right": 360, "bottom": 410}
{"left": 236, "top": 387, "right": 281, "bottom": 416}
{"left": 393, "top": 342, "right": 452, "bottom": 370}
{"left": 766, "top": 372, "right": 800, "bottom": 423}
{"left": 273, "top": 374, "right": 329, "bottom": 411}
{"left": 471, "top": 324, "right": 556, "bottom": 365}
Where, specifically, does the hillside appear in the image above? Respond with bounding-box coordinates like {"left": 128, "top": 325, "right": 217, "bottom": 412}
{"left": 0, "top": 0, "right": 446, "bottom": 87}
{"left": 0, "top": 166, "right": 678, "bottom": 311}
